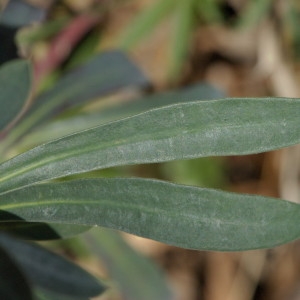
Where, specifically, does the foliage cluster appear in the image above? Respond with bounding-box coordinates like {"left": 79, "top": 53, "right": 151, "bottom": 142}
{"left": 0, "top": 1, "right": 300, "bottom": 299}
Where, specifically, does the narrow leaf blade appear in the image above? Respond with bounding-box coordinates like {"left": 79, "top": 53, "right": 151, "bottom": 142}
{"left": 17, "top": 83, "right": 224, "bottom": 149}
{"left": 1, "top": 178, "right": 300, "bottom": 251}
{"left": 0, "top": 98, "right": 299, "bottom": 194}
{"left": 119, "top": 0, "right": 175, "bottom": 50}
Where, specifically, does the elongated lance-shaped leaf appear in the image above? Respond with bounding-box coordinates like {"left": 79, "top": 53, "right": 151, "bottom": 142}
{"left": 0, "top": 178, "right": 300, "bottom": 251}
{"left": 0, "top": 59, "right": 31, "bottom": 131}
{"left": 17, "top": 83, "right": 224, "bottom": 150}
{"left": 84, "top": 229, "right": 172, "bottom": 300}
{"left": 0, "top": 98, "right": 299, "bottom": 194}
{"left": 0, "top": 234, "right": 105, "bottom": 298}
{"left": 0, "top": 244, "right": 33, "bottom": 300}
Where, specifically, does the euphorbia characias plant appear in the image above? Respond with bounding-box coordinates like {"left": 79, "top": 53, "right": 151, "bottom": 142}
{"left": 0, "top": 2, "right": 300, "bottom": 299}
{"left": 0, "top": 53, "right": 300, "bottom": 299}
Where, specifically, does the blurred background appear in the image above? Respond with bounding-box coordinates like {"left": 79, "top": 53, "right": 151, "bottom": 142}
{"left": 1, "top": 0, "right": 300, "bottom": 299}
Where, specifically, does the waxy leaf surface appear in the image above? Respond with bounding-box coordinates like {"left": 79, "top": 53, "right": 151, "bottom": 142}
{"left": 0, "top": 98, "right": 299, "bottom": 194}
{"left": 0, "top": 178, "right": 300, "bottom": 251}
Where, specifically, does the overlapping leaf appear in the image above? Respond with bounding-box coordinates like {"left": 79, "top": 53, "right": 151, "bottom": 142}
{"left": 32, "top": 50, "right": 149, "bottom": 112}
{"left": 120, "top": 0, "right": 176, "bottom": 50}
{"left": 17, "top": 83, "right": 224, "bottom": 150}
{"left": 0, "top": 178, "right": 300, "bottom": 251}
{"left": 0, "top": 98, "right": 299, "bottom": 194}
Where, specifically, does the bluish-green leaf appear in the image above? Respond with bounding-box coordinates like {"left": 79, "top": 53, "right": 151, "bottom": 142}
{"left": 0, "top": 178, "right": 300, "bottom": 251}
{"left": 1, "top": 51, "right": 149, "bottom": 151}
{"left": 0, "top": 234, "right": 105, "bottom": 298}
{"left": 0, "top": 244, "right": 33, "bottom": 300}
{"left": 32, "top": 51, "right": 149, "bottom": 111}
{"left": 0, "top": 59, "right": 31, "bottom": 131}
{"left": 0, "top": 98, "right": 299, "bottom": 194}
{"left": 84, "top": 229, "right": 172, "bottom": 300}
{"left": 16, "top": 83, "right": 224, "bottom": 150}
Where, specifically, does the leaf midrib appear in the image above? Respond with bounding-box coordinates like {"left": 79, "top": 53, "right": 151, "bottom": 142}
{"left": 0, "top": 119, "right": 282, "bottom": 192}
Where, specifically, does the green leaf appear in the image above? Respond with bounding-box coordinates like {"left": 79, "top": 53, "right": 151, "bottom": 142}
{"left": 0, "top": 234, "right": 105, "bottom": 298}
{"left": 0, "top": 244, "right": 33, "bottom": 300}
{"left": 0, "top": 59, "right": 31, "bottom": 131}
{"left": 1, "top": 51, "right": 149, "bottom": 152}
{"left": 27, "top": 50, "right": 149, "bottom": 121}
{"left": 84, "top": 229, "right": 172, "bottom": 300}
{"left": 168, "top": 0, "right": 194, "bottom": 79}
{"left": 16, "top": 83, "right": 224, "bottom": 150}
{"left": 119, "top": 0, "right": 176, "bottom": 50}
{"left": 63, "top": 28, "right": 100, "bottom": 70}
{"left": 0, "top": 222, "right": 91, "bottom": 240}
{"left": 0, "top": 178, "right": 300, "bottom": 251}
{"left": 0, "top": 98, "right": 299, "bottom": 194}
{"left": 16, "top": 18, "right": 69, "bottom": 46}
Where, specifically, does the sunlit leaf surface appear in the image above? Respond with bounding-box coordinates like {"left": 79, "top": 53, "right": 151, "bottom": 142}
{"left": 17, "top": 83, "right": 224, "bottom": 149}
